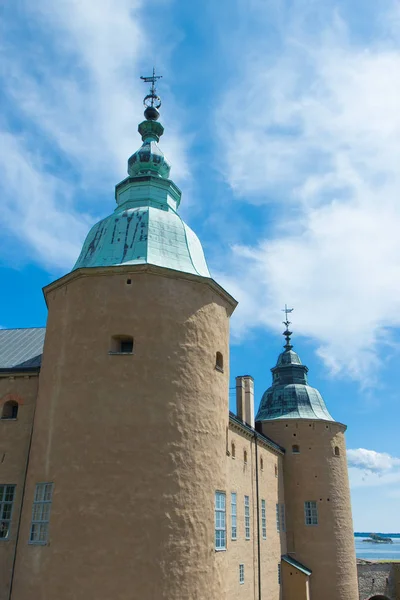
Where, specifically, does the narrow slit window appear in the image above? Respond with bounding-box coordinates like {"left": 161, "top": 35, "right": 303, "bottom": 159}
{"left": 215, "top": 352, "right": 224, "bottom": 372}
{"left": 244, "top": 495, "right": 250, "bottom": 540}
{"left": 334, "top": 446, "right": 340, "bottom": 456}
{"left": 29, "top": 483, "right": 54, "bottom": 544}
{"left": 239, "top": 563, "right": 244, "bottom": 584}
{"left": 2, "top": 401, "right": 18, "bottom": 420}
{"left": 215, "top": 491, "right": 226, "bottom": 550}
{"left": 260, "top": 457, "right": 264, "bottom": 471}
{"left": 0, "top": 485, "right": 16, "bottom": 540}
{"left": 231, "top": 442, "right": 236, "bottom": 459}
{"left": 243, "top": 450, "right": 247, "bottom": 465}
{"left": 261, "top": 499, "right": 266, "bottom": 539}
{"left": 304, "top": 501, "right": 318, "bottom": 526}
{"left": 231, "top": 492, "right": 237, "bottom": 540}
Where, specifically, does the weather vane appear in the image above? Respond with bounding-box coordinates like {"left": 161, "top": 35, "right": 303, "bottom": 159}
{"left": 281, "top": 304, "right": 294, "bottom": 350}
{"left": 140, "top": 68, "right": 162, "bottom": 109}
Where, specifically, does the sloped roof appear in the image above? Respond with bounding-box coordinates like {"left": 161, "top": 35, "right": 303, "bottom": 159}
{"left": 282, "top": 555, "right": 312, "bottom": 576}
{"left": 0, "top": 328, "right": 46, "bottom": 371}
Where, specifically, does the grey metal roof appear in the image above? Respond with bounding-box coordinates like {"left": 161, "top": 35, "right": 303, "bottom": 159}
{"left": 0, "top": 328, "right": 46, "bottom": 371}
{"left": 256, "top": 347, "right": 335, "bottom": 422}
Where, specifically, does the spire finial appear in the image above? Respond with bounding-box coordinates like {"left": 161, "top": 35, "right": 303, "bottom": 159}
{"left": 140, "top": 68, "right": 162, "bottom": 121}
{"left": 281, "top": 304, "right": 294, "bottom": 351}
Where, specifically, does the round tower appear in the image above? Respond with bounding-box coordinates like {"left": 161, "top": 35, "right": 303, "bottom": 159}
{"left": 256, "top": 315, "right": 359, "bottom": 600}
{"left": 11, "top": 74, "right": 236, "bottom": 600}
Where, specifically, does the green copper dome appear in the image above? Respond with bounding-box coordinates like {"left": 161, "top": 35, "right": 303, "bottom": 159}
{"left": 73, "top": 83, "right": 210, "bottom": 278}
{"left": 256, "top": 324, "right": 335, "bottom": 422}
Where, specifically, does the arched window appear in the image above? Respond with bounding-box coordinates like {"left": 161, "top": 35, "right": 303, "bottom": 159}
{"left": 110, "top": 335, "right": 133, "bottom": 354}
{"left": 215, "top": 352, "right": 224, "bottom": 372}
{"left": 231, "top": 442, "right": 236, "bottom": 458}
{"left": 243, "top": 450, "right": 248, "bottom": 464}
{"left": 334, "top": 446, "right": 340, "bottom": 456}
{"left": 2, "top": 401, "right": 18, "bottom": 420}
{"left": 292, "top": 444, "right": 300, "bottom": 454}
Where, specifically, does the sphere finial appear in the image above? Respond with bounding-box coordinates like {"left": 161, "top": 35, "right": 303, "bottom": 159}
{"left": 281, "top": 304, "right": 294, "bottom": 350}
{"left": 140, "top": 68, "right": 162, "bottom": 121}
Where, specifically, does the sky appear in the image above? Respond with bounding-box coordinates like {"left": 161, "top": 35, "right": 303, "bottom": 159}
{"left": 1, "top": 0, "right": 400, "bottom": 532}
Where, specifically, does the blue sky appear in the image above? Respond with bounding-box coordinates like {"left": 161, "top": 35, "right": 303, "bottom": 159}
{"left": 1, "top": 0, "right": 400, "bottom": 531}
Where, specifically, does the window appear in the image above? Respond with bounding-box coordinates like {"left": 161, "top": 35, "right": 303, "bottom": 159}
{"left": 231, "top": 492, "right": 237, "bottom": 540}
{"left": 239, "top": 563, "right": 244, "bottom": 584}
{"left": 304, "top": 501, "right": 318, "bottom": 526}
{"left": 29, "top": 483, "right": 54, "bottom": 544}
{"left": 292, "top": 444, "right": 300, "bottom": 453}
{"left": 243, "top": 450, "right": 247, "bottom": 465}
{"left": 215, "top": 352, "right": 224, "bottom": 372}
{"left": 280, "top": 504, "right": 286, "bottom": 532}
{"left": 334, "top": 446, "right": 340, "bottom": 456}
{"left": 274, "top": 464, "right": 278, "bottom": 477}
{"left": 278, "top": 563, "right": 281, "bottom": 585}
{"left": 276, "top": 503, "right": 280, "bottom": 532}
{"left": 110, "top": 335, "right": 133, "bottom": 354}
{"left": 0, "top": 485, "right": 15, "bottom": 540}
{"left": 231, "top": 442, "right": 236, "bottom": 459}
{"left": 244, "top": 495, "right": 250, "bottom": 539}
{"left": 215, "top": 492, "right": 226, "bottom": 550}
{"left": 260, "top": 457, "right": 264, "bottom": 471}
{"left": 2, "top": 401, "right": 18, "bottom": 420}
{"left": 261, "top": 499, "right": 266, "bottom": 539}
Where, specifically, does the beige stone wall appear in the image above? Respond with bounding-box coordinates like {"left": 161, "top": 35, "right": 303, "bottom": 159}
{"left": 11, "top": 266, "right": 235, "bottom": 600}
{"left": 357, "top": 561, "right": 400, "bottom": 600}
{"left": 260, "top": 419, "right": 359, "bottom": 600}
{"left": 281, "top": 560, "right": 309, "bottom": 600}
{"left": 0, "top": 375, "right": 38, "bottom": 600}
{"left": 225, "top": 424, "right": 286, "bottom": 600}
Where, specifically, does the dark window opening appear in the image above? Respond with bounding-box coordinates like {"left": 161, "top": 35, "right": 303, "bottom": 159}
{"left": 215, "top": 352, "right": 224, "bottom": 372}
{"left": 292, "top": 444, "right": 300, "bottom": 454}
{"left": 334, "top": 446, "right": 340, "bottom": 456}
{"left": 126, "top": 279, "right": 132, "bottom": 285}
{"left": 244, "top": 450, "right": 248, "bottom": 464}
{"left": 231, "top": 443, "right": 236, "bottom": 458}
{"left": 260, "top": 457, "right": 264, "bottom": 471}
{"left": 110, "top": 336, "right": 134, "bottom": 354}
{"left": 2, "top": 401, "right": 18, "bottom": 420}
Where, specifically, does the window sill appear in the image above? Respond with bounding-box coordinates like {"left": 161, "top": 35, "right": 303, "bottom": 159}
{"left": 215, "top": 547, "right": 226, "bottom": 552}
{"left": 108, "top": 352, "right": 134, "bottom": 356}
{"left": 215, "top": 366, "right": 224, "bottom": 373}
{"left": 1, "top": 418, "right": 17, "bottom": 422}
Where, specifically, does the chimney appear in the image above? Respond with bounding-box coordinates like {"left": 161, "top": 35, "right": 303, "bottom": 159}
{"left": 236, "top": 375, "right": 254, "bottom": 428}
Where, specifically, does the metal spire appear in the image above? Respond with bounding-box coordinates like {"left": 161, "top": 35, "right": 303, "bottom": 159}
{"left": 281, "top": 304, "right": 294, "bottom": 351}
{"left": 140, "top": 68, "right": 162, "bottom": 120}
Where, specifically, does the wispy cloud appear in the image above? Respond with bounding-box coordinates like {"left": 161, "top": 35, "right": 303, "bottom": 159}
{"left": 348, "top": 448, "right": 400, "bottom": 488}
{"left": 215, "top": 0, "right": 400, "bottom": 382}
{"left": 0, "top": 0, "right": 189, "bottom": 272}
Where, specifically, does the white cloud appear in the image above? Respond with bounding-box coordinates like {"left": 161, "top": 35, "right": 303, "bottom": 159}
{"left": 0, "top": 0, "right": 189, "bottom": 271}
{"left": 216, "top": 1, "right": 400, "bottom": 381}
{"left": 348, "top": 448, "right": 400, "bottom": 489}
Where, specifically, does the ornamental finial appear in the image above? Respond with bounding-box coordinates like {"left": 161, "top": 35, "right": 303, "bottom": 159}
{"left": 281, "top": 304, "right": 294, "bottom": 351}
{"left": 140, "top": 68, "right": 162, "bottom": 121}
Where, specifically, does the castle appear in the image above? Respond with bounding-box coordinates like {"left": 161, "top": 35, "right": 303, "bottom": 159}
{"left": 0, "top": 75, "right": 359, "bottom": 600}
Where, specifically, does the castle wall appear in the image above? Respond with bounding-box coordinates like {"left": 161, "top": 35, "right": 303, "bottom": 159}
{"left": 281, "top": 560, "right": 310, "bottom": 600}
{"left": 259, "top": 419, "right": 359, "bottom": 600}
{"left": 225, "top": 425, "right": 286, "bottom": 600}
{"left": 0, "top": 375, "right": 38, "bottom": 600}
{"left": 10, "top": 267, "right": 235, "bottom": 600}
{"left": 357, "top": 561, "right": 400, "bottom": 600}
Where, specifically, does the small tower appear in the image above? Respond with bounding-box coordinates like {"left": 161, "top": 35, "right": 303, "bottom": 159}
{"left": 11, "top": 73, "right": 236, "bottom": 600}
{"left": 256, "top": 310, "right": 358, "bottom": 600}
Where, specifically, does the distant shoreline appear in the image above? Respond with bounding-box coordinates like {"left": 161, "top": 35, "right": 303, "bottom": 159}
{"left": 354, "top": 532, "right": 400, "bottom": 538}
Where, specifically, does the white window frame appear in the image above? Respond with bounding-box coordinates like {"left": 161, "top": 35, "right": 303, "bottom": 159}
{"left": 278, "top": 562, "right": 281, "bottom": 585}
{"left": 280, "top": 504, "right": 286, "bottom": 532}
{"left": 29, "top": 482, "right": 54, "bottom": 545}
{"left": 304, "top": 500, "right": 318, "bottom": 526}
{"left": 231, "top": 492, "right": 237, "bottom": 540}
{"left": 261, "top": 499, "right": 266, "bottom": 539}
{"left": 215, "top": 491, "right": 226, "bottom": 550}
{"left": 0, "top": 485, "right": 16, "bottom": 541}
{"left": 244, "top": 495, "right": 250, "bottom": 540}
{"left": 239, "top": 563, "right": 244, "bottom": 584}
{"left": 276, "top": 503, "right": 280, "bottom": 532}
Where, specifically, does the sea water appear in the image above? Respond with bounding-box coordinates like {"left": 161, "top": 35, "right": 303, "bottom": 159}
{"left": 355, "top": 536, "right": 400, "bottom": 560}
